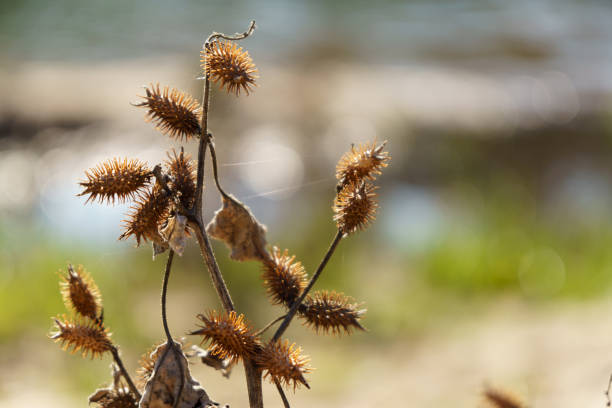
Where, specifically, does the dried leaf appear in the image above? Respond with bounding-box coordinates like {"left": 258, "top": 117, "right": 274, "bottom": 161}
{"left": 206, "top": 196, "right": 270, "bottom": 262}
{"left": 140, "top": 341, "right": 217, "bottom": 408}
{"left": 160, "top": 214, "right": 188, "bottom": 256}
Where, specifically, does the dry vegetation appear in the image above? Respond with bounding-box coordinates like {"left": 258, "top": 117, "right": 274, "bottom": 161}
{"left": 48, "top": 21, "right": 390, "bottom": 408}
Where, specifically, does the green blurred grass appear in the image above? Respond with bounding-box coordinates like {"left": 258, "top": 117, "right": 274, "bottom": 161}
{"left": 3, "top": 181, "right": 612, "bottom": 349}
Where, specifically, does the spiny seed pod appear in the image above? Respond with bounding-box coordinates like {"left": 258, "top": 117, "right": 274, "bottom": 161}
{"left": 59, "top": 264, "right": 102, "bottom": 321}
{"left": 190, "top": 310, "right": 259, "bottom": 360}
{"left": 336, "top": 140, "right": 390, "bottom": 189}
{"left": 257, "top": 340, "right": 310, "bottom": 391}
{"left": 299, "top": 290, "right": 366, "bottom": 335}
{"left": 333, "top": 181, "right": 378, "bottom": 235}
{"left": 483, "top": 387, "right": 525, "bottom": 408}
{"left": 50, "top": 315, "right": 112, "bottom": 359}
{"left": 166, "top": 148, "right": 196, "bottom": 209}
{"left": 89, "top": 388, "right": 138, "bottom": 408}
{"left": 78, "top": 158, "right": 151, "bottom": 204}
{"left": 137, "top": 339, "right": 188, "bottom": 390}
{"left": 262, "top": 247, "right": 307, "bottom": 307}
{"left": 119, "top": 186, "right": 170, "bottom": 246}
{"left": 202, "top": 40, "right": 258, "bottom": 96}
{"left": 135, "top": 83, "right": 202, "bottom": 140}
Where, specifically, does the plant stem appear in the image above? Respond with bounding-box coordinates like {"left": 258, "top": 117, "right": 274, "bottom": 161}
{"left": 207, "top": 135, "right": 232, "bottom": 201}
{"left": 110, "top": 345, "right": 141, "bottom": 400}
{"left": 162, "top": 250, "right": 175, "bottom": 342}
{"left": 254, "top": 314, "right": 287, "bottom": 337}
{"left": 195, "top": 78, "right": 210, "bottom": 217}
{"left": 272, "top": 230, "right": 343, "bottom": 342}
{"left": 192, "top": 221, "right": 235, "bottom": 312}
{"left": 274, "top": 379, "right": 291, "bottom": 408}
{"left": 194, "top": 21, "right": 263, "bottom": 408}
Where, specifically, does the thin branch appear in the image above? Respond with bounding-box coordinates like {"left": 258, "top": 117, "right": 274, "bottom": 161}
{"left": 254, "top": 314, "right": 287, "bottom": 337}
{"left": 191, "top": 219, "right": 235, "bottom": 312}
{"left": 194, "top": 79, "right": 210, "bottom": 217}
{"left": 110, "top": 345, "right": 141, "bottom": 400}
{"left": 272, "top": 230, "right": 344, "bottom": 342}
{"left": 207, "top": 20, "right": 256, "bottom": 44}
{"left": 162, "top": 250, "right": 175, "bottom": 342}
{"left": 207, "top": 135, "right": 233, "bottom": 201}
{"left": 275, "top": 379, "right": 291, "bottom": 408}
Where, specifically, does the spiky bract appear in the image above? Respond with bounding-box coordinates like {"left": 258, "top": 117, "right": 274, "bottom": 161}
{"left": 166, "top": 149, "right": 196, "bottom": 209}
{"left": 59, "top": 264, "right": 102, "bottom": 321}
{"left": 136, "top": 84, "right": 202, "bottom": 140}
{"left": 333, "top": 181, "right": 378, "bottom": 235}
{"left": 190, "top": 310, "right": 258, "bottom": 361}
{"left": 257, "top": 340, "right": 310, "bottom": 391}
{"left": 203, "top": 40, "right": 258, "bottom": 96}
{"left": 299, "top": 290, "right": 366, "bottom": 335}
{"left": 336, "top": 140, "right": 389, "bottom": 188}
{"left": 78, "top": 158, "right": 151, "bottom": 204}
{"left": 483, "top": 387, "right": 525, "bottom": 408}
{"left": 51, "top": 315, "right": 112, "bottom": 359}
{"left": 262, "top": 247, "right": 307, "bottom": 306}
{"left": 119, "top": 186, "right": 170, "bottom": 245}
{"left": 89, "top": 388, "right": 138, "bottom": 408}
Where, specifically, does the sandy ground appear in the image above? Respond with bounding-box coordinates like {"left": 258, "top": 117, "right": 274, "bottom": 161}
{"left": 3, "top": 298, "right": 612, "bottom": 407}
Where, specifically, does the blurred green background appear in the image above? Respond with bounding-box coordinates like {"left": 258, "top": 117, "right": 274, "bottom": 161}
{"left": 2, "top": 0, "right": 612, "bottom": 407}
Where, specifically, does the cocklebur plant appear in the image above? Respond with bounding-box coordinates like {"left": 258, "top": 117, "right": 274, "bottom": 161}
{"left": 48, "top": 21, "right": 390, "bottom": 408}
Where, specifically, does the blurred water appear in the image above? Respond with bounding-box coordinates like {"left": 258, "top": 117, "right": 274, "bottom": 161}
{"left": 1, "top": 0, "right": 611, "bottom": 94}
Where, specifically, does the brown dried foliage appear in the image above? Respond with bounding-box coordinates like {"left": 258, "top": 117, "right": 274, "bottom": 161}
{"left": 333, "top": 181, "right": 378, "bottom": 235}
{"left": 299, "top": 290, "right": 366, "bottom": 335}
{"left": 120, "top": 185, "right": 170, "bottom": 245}
{"left": 336, "top": 140, "right": 390, "bottom": 188}
{"left": 203, "top": 40, "right": 258, "bottom": 96}
{"left": 78, "top": 158, "right": 151, "bottom": 204}
{"left": 262, "top": 247, "right": 307, "bottom": 306}
{"left": 51, "top": 315, "right": 112, "bottom": 359}
{"left": 483, "top": 387, "right": 525, "bottom": 408}
{"left": 59, "top": 264, "right": 102, "bottom": 321}
{"left": 257, "top": 340, "right": 310, "bottom": 391}
{"left": 136, "top": 83, "right": 202, "bottom": 140}
{"left": 206, "top": 196, "right": 269, "bottom": 262}
{"left": 191, "top": 310, "right": 259, "bottom": 361}
{"left": 166, "top": 148, "right": 197, "bottom": 210}
{"left": 136, "top": 339, "right": 188, "bottom": 391}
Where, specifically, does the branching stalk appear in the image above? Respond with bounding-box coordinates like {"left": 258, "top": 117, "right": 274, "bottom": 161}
{"left": 272, "top": 230, "right": 344, "bottom": 342}
{"left": 110, "top": 345, "right": 141, "bottom": 400}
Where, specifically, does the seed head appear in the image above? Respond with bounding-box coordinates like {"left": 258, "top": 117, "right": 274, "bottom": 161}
{"left": 203, "top": 40, "right": 258, "bottom": 96}
{"left": 59, "top": 264, "right": 102, "bottom": 321}
{"left": 50, "top": 315, "right": 112, "bottom": 359}
{"left": 78, "top": 158, "right": 151, "bottom": 204}
{"left": 89, "top": 388, "right": 138, "bottom": 408}
{"left": 190, "top": 310, "right": 259, "bottom": 361}
{"left": 333, "top": 181, "right": 378, "bottom": 235}
{"left": 135, "top": 83, "right": 202, "bottom": 140}
{"left": 299, "top": 290, "right": 366, "bottom": 335}
{"left": 336, "top": 140, "right": 390, "bottom": 188}
{"left": 483, "top": 387, "right": 525, "bottom": 408}
{"left": 119, "top": 186, "right": 170, "bottom": 246}
{"left": 165, "top": 148, "right": 196, "bottom": 210}
{"left": 257, "top": 340, "right": 311, "bottom": 391}
{"left": 262, "top": 247, "right": 307, "bottom": 307}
